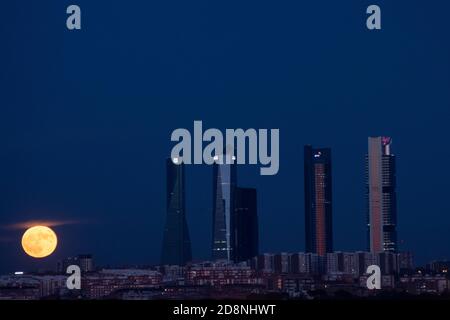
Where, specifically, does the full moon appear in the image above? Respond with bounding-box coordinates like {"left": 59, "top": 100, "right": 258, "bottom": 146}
{"left": 21, "top": 226, "right": 58, "bottom": 258}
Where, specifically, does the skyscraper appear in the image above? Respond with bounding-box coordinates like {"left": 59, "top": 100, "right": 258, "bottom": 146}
{"left": 161, "top": 158, "right": 192, "bottom": 266}
{"left": 304, "top": 145, "right": 333, "bottom": 256}
{"left": 234, "top": 187, "right": 259, "bottom": 263}
{"left": 212, "top": 148, "right": 237, "bottom": 261}
{"left": 366, "top": 136, "right": 398, "bottom": 253}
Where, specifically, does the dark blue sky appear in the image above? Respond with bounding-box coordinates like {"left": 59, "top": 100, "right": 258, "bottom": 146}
{"left": 1, "top": 0, "right": 450, "bottom": 273}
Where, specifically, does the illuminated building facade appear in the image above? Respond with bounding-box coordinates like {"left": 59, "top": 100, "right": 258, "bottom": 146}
{"left": 366, "top": 137, "right": 398, "bottom": 253}
{"left": 304, "top": 145, "right": 333, "bottom": 256}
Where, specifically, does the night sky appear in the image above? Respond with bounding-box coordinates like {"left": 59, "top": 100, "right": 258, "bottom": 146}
{"left": 1, "top": 0, "right": 450, "bottom": 273}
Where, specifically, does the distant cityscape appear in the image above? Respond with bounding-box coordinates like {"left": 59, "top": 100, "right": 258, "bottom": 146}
{"left": 1, "top": 136, "right": 449, "bottom": 300}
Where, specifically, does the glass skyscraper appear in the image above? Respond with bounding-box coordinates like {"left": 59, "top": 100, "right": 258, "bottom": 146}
{"left": 161, "top": 158, "right": 192, "bottom": 266}
{"left": 366, "top": 136, "right": 398, "bottom": 253}
{"left": 304, "top": 145, "right": 333, "bottom": 257}
{"left": 212, "top": 149, "right": 237, "bottom": 261}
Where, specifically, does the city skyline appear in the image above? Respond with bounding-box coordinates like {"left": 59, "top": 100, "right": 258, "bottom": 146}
{"left": 0, "top": 142, "right": 449, "bottom": 302}
{"left": 1, "top": 135, "right": 449, "bottom": 274}
{"left": 0, "top": 135, "right": 443, "bottom": 274}
{"left": 2, "top": 1, "right": 450, "bottom": 275}
{"left": 161, "top": 137, "right": 406, "bottom": 265}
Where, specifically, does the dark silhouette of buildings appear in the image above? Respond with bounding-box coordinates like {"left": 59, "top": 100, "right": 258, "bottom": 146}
{"left": 161, "top": 158, "right": 192, "bottom": 265}
{"left": 366, "top": 137, "right": 397, "bottom": 253}
{"left": 304, "top": 145, "right": 333, "bottom": 256}
{"left": 234, "top": 187, "right": 259, "bottom": 263}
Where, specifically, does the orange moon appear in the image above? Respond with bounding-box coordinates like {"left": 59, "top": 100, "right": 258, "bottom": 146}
{"left": 21, "top": 226, "right": 58, "bottom": 258}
